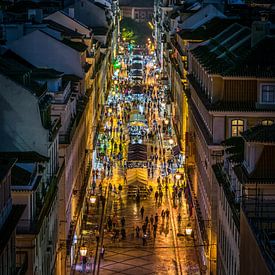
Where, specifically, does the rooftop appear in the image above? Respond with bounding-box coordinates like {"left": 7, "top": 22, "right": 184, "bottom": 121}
{"left": 192, "top": 21, "right": 275, "bottom": 77}
{"left": 62, "top": 38, "right": 88, "bottom": 52}
{"left": 43, "top": 19, "right": 84, "bottom": 38}
{"left": 0, "top": 158, "right": 16, "bottom": 182}
{"left": 0, "top": 151, "right": 48, "bottom": 163}
{"left": 178, "top": 17, "right": 235, "bottom": 41}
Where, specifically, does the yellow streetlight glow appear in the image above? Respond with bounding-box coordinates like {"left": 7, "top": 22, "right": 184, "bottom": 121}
{"left": 169, "top": 139, "right": 174, "bottom": 145}
{"left": 80, "top": 245, "right": 88, "bottom": 256}
{"left": 185, "top": 224, "right": 193, "bottom": 236}
{"left": 90, "top": 196, "right": 96, "bottom": 204}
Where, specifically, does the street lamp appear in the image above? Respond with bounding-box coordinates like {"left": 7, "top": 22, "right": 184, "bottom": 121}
{"left": 114, "top": 80, "right": 118, "bottom": 85}
{"left": 90, "top": 196, "right": 96, "bottom": 204}
{"left": 80, "top": 245, "right": 88, "bottom": 257}
{"left": 185, "top": 223, "right": 193, "bottom": 236}
{"left": 169, "top": 139, "right": 174, "bottom": 145}
{"left": 108, "top": 107, "right": 112, "bottom": 113}
{"left": 164, "top": 119, "right": 169, "bottom": 125}
{"left": 175, "top": 174, "right": 181, "bottom": 181}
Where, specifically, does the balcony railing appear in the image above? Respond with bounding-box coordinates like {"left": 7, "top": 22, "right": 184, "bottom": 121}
{"left": 17, "top": 163, "right": 64, "bottom": 234}
{"left": 59, "top": 96, "right": 89, "bottom": 144}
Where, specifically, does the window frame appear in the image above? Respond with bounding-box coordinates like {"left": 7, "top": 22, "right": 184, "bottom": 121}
{"left": 261, "top": 119, "right": 274, "bottom": 126}
{"left": 260, "top": 83, "right": 275, "bottom": 104}
{"left": 231, "top": 119, "right": 245, "bottom": 137}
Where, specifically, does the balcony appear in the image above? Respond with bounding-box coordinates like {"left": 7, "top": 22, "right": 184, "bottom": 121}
{"left": 16, "top": 163, "right": 64, "bottom": 234}
{"left": 59, "top": 96, "right": 89, "bottom": 144}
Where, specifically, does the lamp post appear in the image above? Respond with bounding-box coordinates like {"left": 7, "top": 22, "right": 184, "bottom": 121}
{"left": 80, "top": 245, "right": 88, "bottom": 273}
{"left": 90, "top": 195, "right": 96, "bottom": 204}
{"left": 185, "top": 223, "right": 193, "bottom": 236}
{"left": 169, "top": 138, "right": 174, "bottom": 146}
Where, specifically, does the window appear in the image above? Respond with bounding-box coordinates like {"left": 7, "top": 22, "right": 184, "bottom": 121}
{"left": 231, "top": 119, "right": 244, "bottom": 137}
{"left": 262, "top": 120, "right": 273, "bottom": 126}
{"left": 261, "top": 84, "right": 275, "bottom": 103}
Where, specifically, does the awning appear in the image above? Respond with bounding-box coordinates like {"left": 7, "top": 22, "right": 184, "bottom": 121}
{"left": 127, "top": 168, "right": 148, "bottom": 185}
{"left": 127, "top": 144, "right": 147, "bottom": 161}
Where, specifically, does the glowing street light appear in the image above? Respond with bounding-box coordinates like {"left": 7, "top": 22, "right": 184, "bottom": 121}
{"left": 169, "top": 139, "right": 174, "bottom": 145}
{"left": 108, "top": 108, "right": 112, "bottom": 113}
{"left": 114, "top": 80, "right": 118, "bottom": 85}
{"left": 80, "top": 245, "right": 88, "bottom": 257}
{"left": 175, "top": 174, "right": 181, "bottom": 180}
{"left": 90, "top": 196, "right": 96, "bottom": 204}
{"left": 164, "top": 119, "right": 169, "bottom": 125}
{"left": 185, "top": 224, "right": 193, "bottom": 236}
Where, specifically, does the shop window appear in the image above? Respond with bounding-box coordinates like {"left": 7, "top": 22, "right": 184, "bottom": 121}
{"left": 231, "top": 119, "right": 244, "bottom": 137}
{"left": 262, "top": 120, "right": 273, "bottom": 126}
{"left": 261, "top": 84, "right": 275, "bottom": 104}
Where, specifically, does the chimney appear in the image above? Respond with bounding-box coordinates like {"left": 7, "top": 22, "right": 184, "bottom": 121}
{"left": 251, "top": 15, "right": 270, "bottom": 48}
{"left": 68, "top": 8, "right": 75, "bottom": 18}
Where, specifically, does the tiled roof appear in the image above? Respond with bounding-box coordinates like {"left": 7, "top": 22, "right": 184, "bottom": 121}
{"left": 62, "top": 38, "right": 88, "bottom": 52}
{"left": 0, "top": 151, "right": 49, "bottom": 162}
{"left": 92, "top": 26, "right": 109, "bottom": 35}
{"left": 43, "top": 19, "right": 84, "bottom": 38}
{"left": 191, "top": 23, "right": 251, "bottom": 74}
{"left": 224, "top": 36, "right": 275, "bottom": 77}
{"left": 31, "top": 68, "right": 64, "bottom": 79}
{"left": 241, "top": 124, "right": 275, "bottom": 143}
{"left": 178, "top": 18, "right": 234, "bottom": 41}
{"left": 0, "top": 55, "right": 47, "bottom": 97}
{"left": 191, "top": 22, "right": 275, "bottom": 78}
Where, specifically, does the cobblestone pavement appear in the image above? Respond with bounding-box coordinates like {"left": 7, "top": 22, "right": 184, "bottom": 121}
{"left": 96, "top": 166, "right": 200, "bottom": 275}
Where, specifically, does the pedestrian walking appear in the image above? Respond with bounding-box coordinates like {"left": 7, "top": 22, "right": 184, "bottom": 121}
{"left": 150, "top": 215, "right": 154, "bottom": 226}
{"left": 177, "top": 213, "right": 182, "bottom": 223}
{"left": 100, "top": 246, "right": 105, "bottom": 259}
{"left": 165, "top": 209, "right": 170, "bottom": 219}
{"left": 161, "top": 210, "right": 165, "bottom": 221}
{"left": 142, "top": 234, "right": 147, "bottom": 246}
{"left": 140, "top": 206, "right": 144, "bottom": 219}
{"left": 155, "top": 191, "right": 159, "bottom": 203}
{"left": 121, "top": 216, "right": 126, "bottom": 227}
{"left": 155, "top": 213, "right": 159, "bottom": 224}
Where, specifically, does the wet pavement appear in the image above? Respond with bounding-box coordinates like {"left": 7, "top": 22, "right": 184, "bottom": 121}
{"left": 72, "top": 48, "right": 200, "bottom": 275}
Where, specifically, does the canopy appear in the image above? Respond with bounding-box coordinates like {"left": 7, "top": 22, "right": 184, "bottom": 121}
{"left": 127, "top": 143, "right": 147, "bottom": 161}
{"left": 130, "top": 113, "right": 146, "bottom": 122}
{"left": 126, "top": 168, "right": 147, "bottom": 185}
{"left": 129, "top": 121, "right": 146, "bottom": 127}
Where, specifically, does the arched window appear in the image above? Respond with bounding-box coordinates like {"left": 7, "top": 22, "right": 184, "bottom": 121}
{"left": 231, "top": 119, "right": 244, "bottom": 137}
{"left": 261, "top": 120, "right": 273, "bottom": 126}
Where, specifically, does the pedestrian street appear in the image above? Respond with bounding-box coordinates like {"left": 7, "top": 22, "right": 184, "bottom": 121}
{"left": 72, "top": 47, "right": 200, "bottom": 275}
